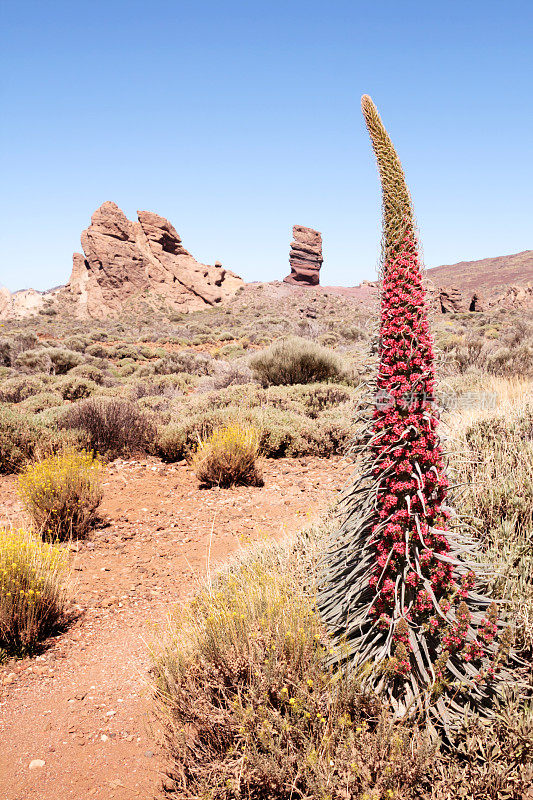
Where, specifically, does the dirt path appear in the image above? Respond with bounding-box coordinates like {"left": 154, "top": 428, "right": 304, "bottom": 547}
{"left": 0, "top": 456, "right": 351, "bottom": 800}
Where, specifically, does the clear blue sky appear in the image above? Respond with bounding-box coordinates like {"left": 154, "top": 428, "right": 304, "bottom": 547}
{"left": 1, "top": 0, "right": 532, "bottom": 292}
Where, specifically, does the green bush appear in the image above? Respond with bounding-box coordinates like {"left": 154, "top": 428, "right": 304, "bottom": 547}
{"left": 86, "top": 343, "right": 109, "bottom": 358}
{"left": 21, "top": 391, "right": 63, "bottom": 414}
{"left": 46, "top": 347, "right": 85, "bottom": 375}
{"left": 129, "top": 374, "right": 190, "bottom": 399}
{"left": 0, "top": 332, "right": 39, "bottom": 368}
{"left": 88, "top": 330, "right": 109, "bottom": 342}
{"left": 155, "top": 351, "right": 213, "bottom": 376}
{"left": 215, "top": 343, "right": 247, "bottom": 359}
{"left": 0, "top": 375, "right": 45, "bottom": 403}
{"left": 56, "top": 375, "right": 98, "bottom": 400}
{"left": 250, "top": 336, "right": 345, "bottom": 386}
{"left": 69, "top": 363, "right": 107, "bottom": 385}
{"left": 108, "top": 344, "right": 142, "bottom": 360}
{"left": 14, "top": 348, "right": 53, "bottom": 374}
{"left": 156, "top": 402, "right": 351, "bottom": 462}
{"left": 0, "top": 405, "right": 44, "bottom": 473}
{"left": 64, "top": 335, "right": 90, "bottom": 353}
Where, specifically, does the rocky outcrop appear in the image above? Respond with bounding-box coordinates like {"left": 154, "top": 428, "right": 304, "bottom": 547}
{"left": 428, "top": 282, "right": 532, "bottom": 313}
{"left": 0, "top": 287, "right": 58, "bottom": 319}
{"left": 0, "top": 202, "right": 243, "bottom": 320}
{"left": 469, "top": 293, "right": 485, "bottom": 312}
{"left": 493, "top": 283, "right": 533, "bottom": 309}
{"left": 284, "top": 226, "right": 323, "bottom": 286}
{"left": 65, "top": 202, "right": 243, "bottom": 318}
{"left": 437, "top": 286, "right": 468, "bottom": 313}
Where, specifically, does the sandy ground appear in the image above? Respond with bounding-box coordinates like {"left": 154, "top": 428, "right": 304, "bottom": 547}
{"left": 0, "top": 455, "right": 352, "bottom": 800}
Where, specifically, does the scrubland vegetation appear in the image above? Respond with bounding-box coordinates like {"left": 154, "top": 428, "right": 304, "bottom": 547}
{"left": 150, "top": 376, "right": 533, "bottom": 798}
{"left": 152, "top": 507, "right": 531, "bottom": 799}
{"left": 0, "top": 290, "right": 532, "bottom": 477}
{"left": 0, "top": 285, "right": 532, "bottom": 796}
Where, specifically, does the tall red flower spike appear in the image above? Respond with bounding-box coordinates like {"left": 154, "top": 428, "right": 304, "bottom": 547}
{"left": 317, "top": 96, "right": 513, "bottom": 732}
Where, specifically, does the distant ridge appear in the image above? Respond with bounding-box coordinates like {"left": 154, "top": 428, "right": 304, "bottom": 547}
{"left": 426, "top": 250, "right": 532, "bottom": 292}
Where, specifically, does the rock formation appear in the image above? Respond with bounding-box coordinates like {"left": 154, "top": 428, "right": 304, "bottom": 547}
{"left": 469, "top": 293, "right": 485, "bottom": 312}
{"left": 0, "top": 286, "right": 60, "bottom": 319}
{"left": 284, "top": 225, "right": 323, "bottom": 286}
{"left": 0, "top": 202, "right": 243, "bottom": 320}
{"left": 436, "top": 286, "right": 468, "bottom": 313}
{"left": 493, "top": 282, "right": 533, "bottom": 309}
{"left": 65, "top": 202, "right": 243, "bottom": 318}
{"left": 427, "top": 282, "right": 533, "bottom": 313}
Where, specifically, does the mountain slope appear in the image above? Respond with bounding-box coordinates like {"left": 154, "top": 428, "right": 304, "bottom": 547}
{"left": 426, "top": 250, "right": 532, "bottom": 291}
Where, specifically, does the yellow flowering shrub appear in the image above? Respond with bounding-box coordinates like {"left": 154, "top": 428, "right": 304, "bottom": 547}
{"left": 19, "top": 449, "right": 103, "bottom": 540}
{"left": 0, "top": 528, "right": 69, "bottom": 657}
{"left": 191, "top": 423, "right": 263, "bottom": 488}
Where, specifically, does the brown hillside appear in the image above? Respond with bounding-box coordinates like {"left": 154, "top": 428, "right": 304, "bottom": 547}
{"left": 426, "top": 250, "right": 532, "bottom": 292}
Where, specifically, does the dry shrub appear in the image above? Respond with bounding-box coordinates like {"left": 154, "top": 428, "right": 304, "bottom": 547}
{"left": 449, "top": 402, "right": 533, "bottom": 654}
{"left": 60, "top": 397, "right": 155, "bottom": 459}
{"left": 69, "top": 363, "right": 107, "bottom": 385}
{"left": 19, "top": 449, "right": 103, "bottom": 540}
{"left": 151, "top": 524, "right": 532, "bottom": 799}
{"left": 250, "top": 336, "right": 345, "bottom": 386}
{"left": 191, "top": 423, "right": 263, "bottom": 487}
{"left": 21, "top": 391, "right": 63, "bottom": 414}
{"left": 46, "top": 347, "right": 85, "bottom": 374}
{"left": 156, "top": 351, "right": 214, "bottom": 376}
{"left": 487, "top": 343, "right": 533, "bottom": 376}
{"left": 157, "top": 406, "right": 351, "bottom": 462}
{"left": 199, "top": 360, "right": 254, "bottom": 391}
{"left": 0, "top": 528, "right": 69, "bottom": 657}
{"left": 459, "top": 404, "right": 533, "bottom": 532}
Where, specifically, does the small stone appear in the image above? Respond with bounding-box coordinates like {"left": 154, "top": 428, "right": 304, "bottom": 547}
{"left": 100, "top": 734, "right": 109, "bottom": 742}
{"left": 144, "top": 750, "right": 154, "bottom": 758}
{"left": 29, "top": 759, "right": 45, "bottom": 770}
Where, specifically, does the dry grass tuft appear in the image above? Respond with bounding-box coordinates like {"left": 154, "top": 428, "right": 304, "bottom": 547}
{"left": 445, "top": 387, "right": 533, "bottom": 655}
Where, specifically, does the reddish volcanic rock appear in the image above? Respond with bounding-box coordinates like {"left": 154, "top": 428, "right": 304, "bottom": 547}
{"left": 284, "top": 225, "right": 323, "bottom": 286}
{"left": 64, "top": 202, "right": 243, "bottom": 318}
{"left": 436, "top": 286, "right": 468, "bottom": 313}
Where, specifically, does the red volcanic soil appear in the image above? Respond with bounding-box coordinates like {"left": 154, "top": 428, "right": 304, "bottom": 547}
{"left": 0, "top": 455, "right": 352, "bottom": 800}
{"left": 426, "top": 250, "right": 533, "bottom": 292}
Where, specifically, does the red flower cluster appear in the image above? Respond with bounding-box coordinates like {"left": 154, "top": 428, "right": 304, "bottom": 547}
{"left": 367, "top": 227, "right": 499, "bottom": 676}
